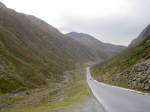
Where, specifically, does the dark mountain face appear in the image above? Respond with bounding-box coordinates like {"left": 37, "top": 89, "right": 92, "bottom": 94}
{"left": 66, "top": 32, "right": 125, "bottom": 61}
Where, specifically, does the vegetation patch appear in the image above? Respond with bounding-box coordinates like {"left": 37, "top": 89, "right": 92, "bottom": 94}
{"left": 0, "top": 67, "right": 90, "bottom": 112}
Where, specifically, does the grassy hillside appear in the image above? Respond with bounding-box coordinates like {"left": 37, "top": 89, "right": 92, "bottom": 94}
{"left": 92, "top": 34, "right": 150, "bottom": 92}
{"left": 0, "top": 4, "right": 97, "bottom": 93}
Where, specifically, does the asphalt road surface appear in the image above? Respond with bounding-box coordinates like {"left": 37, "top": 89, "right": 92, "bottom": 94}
{"left": 87, "top": 67, "right": 150, "bottom": 112}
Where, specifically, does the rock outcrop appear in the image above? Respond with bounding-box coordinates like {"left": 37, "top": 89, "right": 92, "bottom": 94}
{"left": 122, "top": 60, "right": 150, "bottom": 91}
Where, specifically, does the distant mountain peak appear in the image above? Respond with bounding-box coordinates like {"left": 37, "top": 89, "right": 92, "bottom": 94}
{"left": 66, "top": 32, "right": 125, "bottom": 60}
{"left": 0, "top": 2, "right": 6, "bottom": 8}
{"left": 68, "top": 31, "right": 87, "bottom": 35}
{"left": 66, "top": 32, "right": 103, "bottom": 44}
{"left": 67, "top": 32, "right": 97, "bottom": 38}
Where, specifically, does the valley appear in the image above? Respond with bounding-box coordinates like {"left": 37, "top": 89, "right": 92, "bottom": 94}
{"left": 0, "top": 1, "right": 150, "bottom": 112}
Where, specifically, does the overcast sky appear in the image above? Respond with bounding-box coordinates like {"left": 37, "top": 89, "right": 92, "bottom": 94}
{"left": 1, "top": 0, "right": 150, "bottom": 45}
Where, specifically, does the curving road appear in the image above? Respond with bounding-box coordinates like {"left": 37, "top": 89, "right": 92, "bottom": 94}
{"left": 87, "top": 67, "right": 150, "bottom": 112}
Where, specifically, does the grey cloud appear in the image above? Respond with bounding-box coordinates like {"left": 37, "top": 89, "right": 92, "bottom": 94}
{"left": 60, "top": 0, "right": 150, "bottom": 45}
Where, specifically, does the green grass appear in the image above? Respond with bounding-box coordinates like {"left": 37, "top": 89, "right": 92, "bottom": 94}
{"left": 0, "top": 27, "right": 75, "bottom": 93}
{"left": 1, "top": 81, "right": 90, "bottom": 112}
{"left": 47, "top": 80, "right": 90, "bottom": 111}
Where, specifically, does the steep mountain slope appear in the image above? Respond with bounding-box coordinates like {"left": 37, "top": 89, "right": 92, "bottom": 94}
{"left": 92, "top": 25, "right": 150, "bottom": 92}
{"left": 130, "top": 24, "right": 150, "bottom": 47}
{"left": 66, "top": 32, "right": 125, "bottom": 61}
{"left": 0, "top": 3, "right": 97, "bottom": 93}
